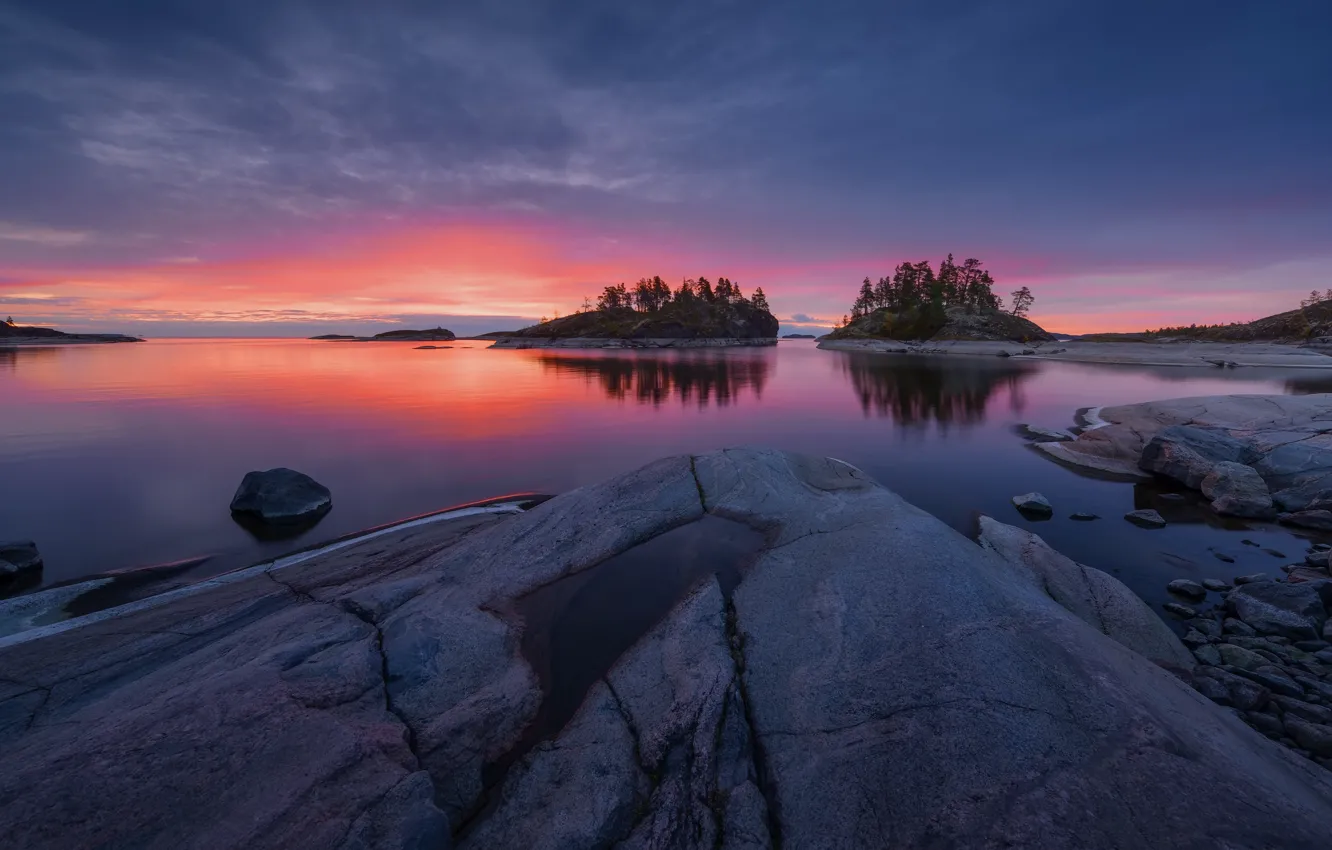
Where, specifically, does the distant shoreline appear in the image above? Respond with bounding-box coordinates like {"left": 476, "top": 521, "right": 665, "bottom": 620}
{"left": 0, "top": 334, "right": 143, "bottom": 347}
{"left": 817, "top": 338, "right": 1332, "bottom": 368}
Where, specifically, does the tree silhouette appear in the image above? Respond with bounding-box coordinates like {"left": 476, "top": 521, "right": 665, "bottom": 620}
{"left": 751, "top": 287, "right": 770, "bottom": 312}
{"left": 1009, "top": 286, "right": 1034, "bottom": 317}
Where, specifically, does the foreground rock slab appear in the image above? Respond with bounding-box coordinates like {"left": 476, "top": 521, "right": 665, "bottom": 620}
{"left": 3, "top": 449, "right": 1332, "bottom": 848}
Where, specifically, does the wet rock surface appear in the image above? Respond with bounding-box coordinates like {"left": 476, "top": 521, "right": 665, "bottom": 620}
{"left": 4, "top": 449, "right": 1332, "bottom": 848}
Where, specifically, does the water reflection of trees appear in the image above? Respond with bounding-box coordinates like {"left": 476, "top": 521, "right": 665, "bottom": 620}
{"left": 837, "top": 353, "right": 1037, "bottom": 427}
{"left": 0, "top": 347, "right": 61, "bottom": 371}
{"left": 537, "top": 351, "right": 771, "bottom": 407}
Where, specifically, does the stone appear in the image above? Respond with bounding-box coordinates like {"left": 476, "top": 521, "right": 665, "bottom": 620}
{"left": 1167, "top": 579, "right": 1206, "bottom": 600}
{"left": 1202, "top": 579, "right": 1232, "bottom": 593}
{"left": 5, "top": 448, "right": 1332, "bottom": 849}
{"left": 1138, "top": 425, "right": 1261, "bottom": 488}
{"left": 1285, "top": 717, "right": 1332, "bottom": 757}
{"left": 1193, "top": 644, "right": 1223, "bottom": 666}
{"left": 1247, "top": 710, "right": 1286, "bottom": 740}
{"left": 1011, "top": 492, "right": 1053, "bottom": 517}
{"left": 1125, "top": 509, "right": 1167, "bottom": 528}
{"left": 1192, "top": 673, "right": 1230, "bottom": 702}
{"left": 1274, "top": 696, "right": 1332, "bottom": 726}
{"left": 1317, "top": 649, "right": 1332, "bottom": 665}
{"left": 1069, "top": 512, "right": 1100, "bottom": 521}
{"left": 1202, "top": 462, "right": 1277, "bottom": 518}
{"left": 1282, "top": 510, "right": 1332, "bottom": 532}
{"left": 1224, "top": 618, "right": 1257, "bottom": 636}
{"left": 0, "top": 541, "right": 41, "bottom": 577}
{"left": 229, "top": 468, "right": 333, "bottom": 525}
{"left": 1214, "top": 553, "right": 1236, "bottom": 563}
{"left": 1308, "top": 551, "right": 1332, "bottom": 569}
{"left": 1266, "top": 549, "right": 1288, "bottom": 559}
{"left": 1163, "top": 602, "right": 1197, "bottom": 618}
{"left": 1238, "top": 666, "right": 1306, "bottom": 698}
{"left": 1181, "top": 629, "right": 1210, "bottom": 648}
{"left": 977, "top": 518, "right": 1194, "bottom": 667}
{"left": 1216, "top": 643, "right": 1268, "bottom": 671}
{"left": 1189, "top": 617, "right": 1223, "bottom": 638}
{"left": 1233, "top": 573, "right": 1269, "bottom": 586}
{"left": 1020, "top": 424, "right": 1075, "bottom": 442}
{"left": 1296, "top": 640, "right": 1331, "bottom": 652}
{"left": 1195, "top": 668, "right": 1271, "bottom": 711}
{"left": 1227, "top": 581, "right": 1328, "bottom": 641}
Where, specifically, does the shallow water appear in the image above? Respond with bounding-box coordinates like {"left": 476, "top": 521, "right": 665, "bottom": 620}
{"left": 0, "top": 338, "right": 1323, "bottom": 611}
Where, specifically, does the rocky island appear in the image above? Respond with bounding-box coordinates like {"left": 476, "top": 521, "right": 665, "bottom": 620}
{"left": 489, "top": 276, "right": 778, "bottom": 349}
{"left": 3, "top": 448, "right": 1332, "bottom": 848}
{"left": 310, "top": 327, "right": 457, "bottom": 342}
{"left": 0, "top": 318, "right": 141, "bottom": 345}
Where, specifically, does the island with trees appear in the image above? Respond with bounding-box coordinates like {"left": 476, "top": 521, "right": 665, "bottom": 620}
{"left": 821, "top": 255, "right": 1052, "bottom": 344}
{"left": 489, "top": 276, "right": 778, "bottom": 348}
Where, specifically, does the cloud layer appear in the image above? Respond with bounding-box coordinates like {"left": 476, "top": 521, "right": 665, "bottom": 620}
{"left": 1, "top": 0, "right": 1328, "bottom": 334}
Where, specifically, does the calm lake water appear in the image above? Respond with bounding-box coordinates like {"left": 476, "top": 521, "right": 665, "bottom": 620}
{"left": 2, "top": 338, "right": 1327, "bottom": 611}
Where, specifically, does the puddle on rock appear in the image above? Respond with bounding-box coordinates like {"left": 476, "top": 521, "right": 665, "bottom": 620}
{"left": 490, "top": 514, "right": 765, "bottom": 782}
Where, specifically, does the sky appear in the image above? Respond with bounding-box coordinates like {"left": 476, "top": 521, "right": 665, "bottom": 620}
{"left": 0, "top": 0, "right": 1328, "bottom": 337}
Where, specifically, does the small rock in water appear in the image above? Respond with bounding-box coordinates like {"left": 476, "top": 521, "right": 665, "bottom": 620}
{"left": 1163, "top": 601, "right": 1197, "bottom": 618}
{"left": 1214, "top": 552, "right": 1236, "bottom": 564}
{"left": 1020, "top": 424, "right": 1075, "bottom": 442}
{"left": 0, "top": 540, "right": 42, "bottom": 578}
{"left": 1265, "top": 549, "right": 1288, "bottom": 559}
{"left": 1011, "top": 492, "right": 1053, "bottom": 518}
{"left": 1314, "top": 543, "right": 1332, "bottom": 552}
{"left": 1202, "top": 578, "right": 1232, "bottom": 593}
{"left": 1069, "top": 512, "right": 1100, "bottom": 521}
{"left": 1167, "top": 579, "right": 1207, "bottom": 600}
{"left": 1158, "top": 493, "right": 1187, "bottom": 503}
{"left": 1125, "top": 509, "right": 1167, "bottom": 528}
{"left": 1233, "top": 573, "right": 1269, "bottom": 585}
{"left": 1241, "top": 539, "right": 1261, "bottom": 547}
{"left": 229, "top": 468, "right": 333, "bottom": 525}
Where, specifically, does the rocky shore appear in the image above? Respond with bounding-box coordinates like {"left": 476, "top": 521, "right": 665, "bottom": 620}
{"left": 3, "top": 448, "right": 1332, "bottom": 848}
{"left": 1034, "top": 394, "right": 1332, "bottom": 524}
{"left": 490, "top": 336, "right": 778, "bottom": 349}
{"left": 819, "top": 337, "right": 1332, "bottom": 368}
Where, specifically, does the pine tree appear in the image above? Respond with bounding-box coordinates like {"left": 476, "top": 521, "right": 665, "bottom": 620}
{"left": 751, "top": 287, "right": 771, "bottom": 312}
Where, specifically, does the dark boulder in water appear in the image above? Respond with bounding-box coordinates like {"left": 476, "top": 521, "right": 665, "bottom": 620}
{"left": 229, "top": 468, "right": 332, "bottom": 527}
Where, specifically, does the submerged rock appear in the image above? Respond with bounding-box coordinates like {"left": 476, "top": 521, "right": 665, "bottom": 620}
{"left": 1167, "top": 579, "right": 1207, "bottom": 600}
{"left": 3, "top": 449, "right": 1332, "bottom": 848}
{"left": 229, "top": 468, "right": 333, "bottom": 525}
{"left": 1011, "top": 492, "right": 1053, "bottom": 517}
{"left": 0, "top": 541, "right": 42, "bottom": 579}
{"left": 1125, "top": 508, "right": 1167, "bottom": 528}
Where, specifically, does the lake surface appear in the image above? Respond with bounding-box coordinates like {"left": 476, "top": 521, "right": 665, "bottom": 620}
{"left": 2, "top": 338, "right": 1326, "bottom": 612}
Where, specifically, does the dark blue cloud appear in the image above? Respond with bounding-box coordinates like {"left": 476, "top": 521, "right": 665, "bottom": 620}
{"left": 1, "top": 0, "right": 1328, "bottom": 273}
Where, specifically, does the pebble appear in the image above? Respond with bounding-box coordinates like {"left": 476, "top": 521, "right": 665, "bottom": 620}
{"left": 1069, "top": 512, "right": 1100, "bottom": 521}
{"left": 1162, "top": 601, "right": 1197, "bottom": 618}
